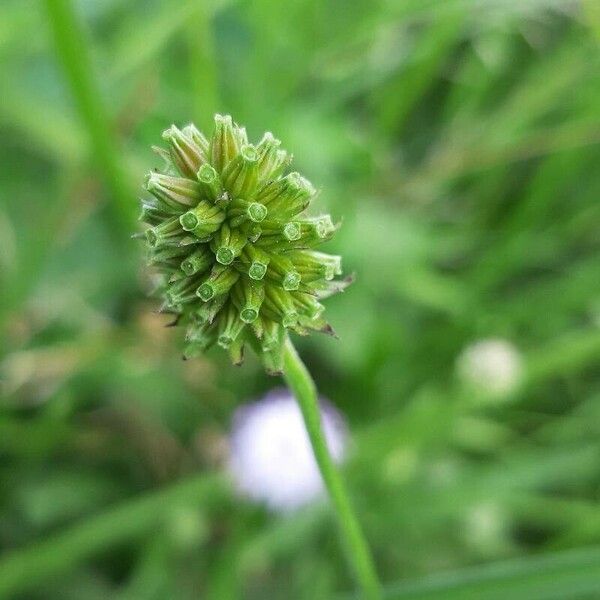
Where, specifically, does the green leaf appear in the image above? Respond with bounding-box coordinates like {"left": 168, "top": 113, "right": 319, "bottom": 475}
{"left": 378, "top": 546, "right": 600, "bottom": 600}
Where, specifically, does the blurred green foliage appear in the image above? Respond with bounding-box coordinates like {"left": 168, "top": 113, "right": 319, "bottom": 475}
{"left": 1, "top": 0, "right": 600, "bottom": 598}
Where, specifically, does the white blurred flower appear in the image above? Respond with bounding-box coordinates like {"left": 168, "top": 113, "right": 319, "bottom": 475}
{"left": 457, "top": 338, "right": 523, "bottom": 398}
{"left": 228, "top": 388, "right": 347, "bottom": 512}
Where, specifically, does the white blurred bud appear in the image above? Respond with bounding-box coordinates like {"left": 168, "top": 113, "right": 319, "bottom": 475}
{"left": 228, "top": 388, "right": 347, "bottom": 513}
{"left": 463, "top": 502, "right": 510, "bottom": 556}
{"left": 457, "top": 338, "right": 523, "bottom": 398}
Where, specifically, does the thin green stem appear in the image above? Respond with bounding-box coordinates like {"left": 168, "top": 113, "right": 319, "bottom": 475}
{"left": 282, "top": 337, "right": 382, "bottom": 600}
{"left": 44, "top": 0, "right": 135, "bottom": 234}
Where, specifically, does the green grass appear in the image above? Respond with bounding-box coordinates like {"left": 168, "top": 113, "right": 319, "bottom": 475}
{"left": 0, "top": 0, "right": 599, "bottom": 598}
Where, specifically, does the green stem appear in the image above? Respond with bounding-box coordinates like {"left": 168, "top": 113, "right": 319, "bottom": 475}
{"left": 44, "top": 0, "right": 134, "bottom": 234}
{"left": 282, "top": 337, "right": 382, "bottom": 600}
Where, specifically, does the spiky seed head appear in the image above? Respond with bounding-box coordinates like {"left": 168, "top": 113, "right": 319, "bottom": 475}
{"left": 138, "top": 114, "right": 350, "bottom": 374}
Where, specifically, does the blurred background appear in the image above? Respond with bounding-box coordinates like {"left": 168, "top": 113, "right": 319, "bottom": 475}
{"left": 1, "top": 0, "right": 600, "bottom": 598}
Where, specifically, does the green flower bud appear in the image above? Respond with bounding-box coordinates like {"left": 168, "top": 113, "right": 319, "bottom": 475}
{"left": 295, "top": 216, "right": 337, "bottom": 240}
{"left": 222, "top": 144, "right": 259, "bottom": 198}
{"left": 196, "top": 164, "right": 223, "bottom": 202}
{"left": 256, "top": 132, "right": 290, "bottom": 182}
{"left": 228, "top": 199, "right": 268, "bottom": 227}
{"left": 146, "top": 216, "right": 184, "bottom": 247}
{"left": 217, "top": 302, "right": 246, "bottom": 348}
{"left": 257, "top": 215, "right": 337, "bottom": 251}
{"left": 149, "top": 244, "right": 189, "bottom": 266}
{"left": 184, "top": 324, "right": 217, "bottom": 358}
{"left": 263, "top": 285, "right": 299, "bottom": 328}
{"left": 231, "top": 279, "right": 265, "bottom": 324}
{"left": 292, "top": 250, "right": 342, "bottom": 281}
{"left": 146, "top": 172, "right": 201, "bottom": 209}
{"left": 253, "top": 172, "right": 314, "bottom": 218}
{"left": 245, "top": 222, "right": 262, "bottom": 242}
{"left": 180, "top": 246, "right": 213, "bottom": 276}
{"left": 238, "top": 244, "right": 270, "bottom": 281}
{"left": 162, "top": 124, "right": 207, "bottom": 178}
{"left": 182, "top": 123, "right": 210, "bottom": 155}
{"left": 139, "top": 114, "right": 350, "bottom": 372}
{"left": 196, "top": 264, "right": 240, "bottom": 302}
{"left": 265, "top": 255, "right": 301, "bottom": 291}
{"left": 209, "top": 114, "right": 239, "bottom": 174}
{"left": 258, "top": 317, "right": 282, "bottom": 352}
{"left": 291, "top": 292, "right": 325, "bottom": 319}
{"left": 166, "top": 273, "right": 204, "bottom": 306}
{"left": 194, "top": 294, "right": 227, "bottom": 325}
{"left": 233, "top": 124, "right": 249, "bottom": 147}
{"left": 139, "top": 201, "right": 171, "bottom": 225}
{"left": 210, "top": 223, "right": 248, "bottom": 265}
{"left": 179, "top": 201, "right": 226, "bottom": 238}
{"left": 227, "top": 335, "right": 245, "bottom": 366}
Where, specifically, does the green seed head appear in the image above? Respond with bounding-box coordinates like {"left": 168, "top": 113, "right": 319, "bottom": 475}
{"left": 138, "top": 115, "right": 350, "bottom": 372}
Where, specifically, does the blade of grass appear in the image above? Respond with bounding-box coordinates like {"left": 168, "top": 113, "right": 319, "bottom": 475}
{"left": 0, "top": 173, "right": 74, "bottom": 329}
{"left": 0, "top": 80, "right": 85, "bottom": 165}
{"left": 373, "top": 11, "right": 465, "bottom": 136}
{"left": 187, "top": 6, "right": 220, "bottom": 130}
{"left": 107, "top": 0, "right": 230, "bottom": 85}
{"left": 524, "top": 328, "right": 600, "bottom": 386}
{"left": 43, "top": 0, "right": 135, "bottom": 235}
{"left": 374, "top": 546, "right": 600, "bottom": 600}
{"left": 0, "top": 473, "right": 228, "bottom": 598}
{"left": 118, "top": 535, "right": 174, "bottom": 600}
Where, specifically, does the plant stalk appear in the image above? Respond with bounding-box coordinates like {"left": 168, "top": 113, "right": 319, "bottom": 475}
{"left": 282, "top": 336, "right": 382, "bottom": 600}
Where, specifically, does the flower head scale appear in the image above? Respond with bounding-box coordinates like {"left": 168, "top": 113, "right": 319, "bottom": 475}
{"left": 140, "top": 115, "right": 350, "bottom": 374}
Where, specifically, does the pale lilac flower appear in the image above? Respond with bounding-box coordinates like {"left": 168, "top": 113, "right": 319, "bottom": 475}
{"left": 228, "top": 388, "right": 347, "bottom": 512}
